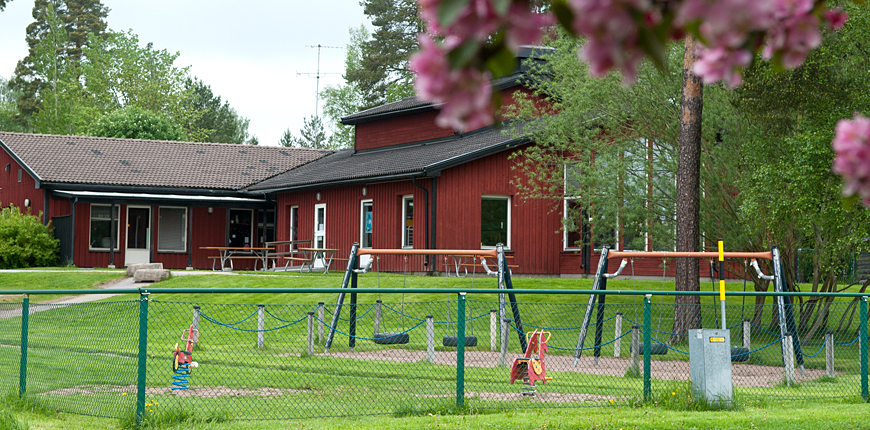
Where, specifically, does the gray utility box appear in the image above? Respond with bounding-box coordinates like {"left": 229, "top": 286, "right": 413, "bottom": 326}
{"left": 688, "top": 329, "right": 733, "bottom": 406}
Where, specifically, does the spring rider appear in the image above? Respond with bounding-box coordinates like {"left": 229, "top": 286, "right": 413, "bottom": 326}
{"left": 170, "top": 325, "right": 199, "bottom": 390}
{"left": 509, "top": 330, "right": 552, "bottom": 397}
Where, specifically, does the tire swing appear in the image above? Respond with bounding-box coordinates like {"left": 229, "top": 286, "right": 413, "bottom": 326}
{"left": 372, "top": 255, "right": 410, "bottom": 345}
{"left": 442, "top": 255, "right": 478, "bottom": 347}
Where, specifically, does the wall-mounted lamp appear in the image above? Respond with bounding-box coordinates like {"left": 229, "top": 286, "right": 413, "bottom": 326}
{"left": 208, "top": 207, "right": 213, "bottom": 214}
{"left": 24, "top": 199, "right": 30, "bottom": 207}
{"left": 362, "top": 186, "right": 367, "bottom": 196}
{"left": 3, "top": 164, "right": 9, "bottom": 172}
{"left": 316, "top": 192, "right": 321, "bottom": 201}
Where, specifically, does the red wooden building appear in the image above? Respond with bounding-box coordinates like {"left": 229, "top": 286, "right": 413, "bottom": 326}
{"left": 0, "top": 132, "right": 329, "bottom": 269}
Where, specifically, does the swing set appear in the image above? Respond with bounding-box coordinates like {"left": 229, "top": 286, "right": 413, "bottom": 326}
{"left": 323, "top": 243, "right": 528, "bottom": 353}
{"left": 573, "top": 246, "right": 804, "bottom": 371}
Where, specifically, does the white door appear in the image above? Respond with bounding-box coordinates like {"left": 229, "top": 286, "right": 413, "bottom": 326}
{"left": 125, "top": 206, "right": 151, "bottom": 266}
{"left": 313, "top": 204, "right": 326, "bottom": 268}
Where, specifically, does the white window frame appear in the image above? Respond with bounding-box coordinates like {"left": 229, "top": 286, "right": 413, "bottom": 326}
{"left": 314, "top": 203, "right": 326, "bottom": 249}
{"left": 157, "top": 206, "right": 188, "bottom": 253}
{"left": 480, "top": 195, "right": 511, "bottom": 249}
{"left": 88, "top": 204, "right": 120, "bottom": 250}
{"left": 563, "top": 198, "right": 583, "bottom": 250}
{"left": 289, "top": 205, "right": 299, "bottom": 252}
{"left": 360, "top": 199, "right": 373, "bottom": 248}
{"left": 401, "top": 195, "right": 413, "bottom": 249}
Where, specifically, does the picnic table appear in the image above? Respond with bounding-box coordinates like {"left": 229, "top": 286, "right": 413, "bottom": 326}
{"left": 446, "top": 253, "right": 516, "bottom": 277}
{"left": 298, "top": 247, "right": 341, "bottom": 274}
{"left": 200, "top": 246, "right": 274, "bottom": 271}
{"left": 265, "top": 240, "right": 312, "bottom": 270}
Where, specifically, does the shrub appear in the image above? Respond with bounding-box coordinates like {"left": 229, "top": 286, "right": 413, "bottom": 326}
{"left": 88, "top": 106, "right": 185, "bottom": 141}
{"left": 0, "top": 205, "right": 59, "bottom": 269}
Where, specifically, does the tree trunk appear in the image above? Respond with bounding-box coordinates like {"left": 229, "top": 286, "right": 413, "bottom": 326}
{"left": 671, "top": 35, "right": 704, "bottom": 340}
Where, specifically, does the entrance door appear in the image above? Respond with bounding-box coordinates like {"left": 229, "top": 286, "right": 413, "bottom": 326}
{"left": 313, "top": 204, "right": 326, "bottom": 269}
{"left": 125, "top": 206, "right": 151, "bottom": 266}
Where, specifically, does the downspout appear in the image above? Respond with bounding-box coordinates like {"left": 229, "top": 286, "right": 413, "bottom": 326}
{"left": 109, "top": 203, "right": 116, "bottom": 268}
{"left": 70, "top": 197, "right": 77, "bottom": 267}
{"left": 431, "top": 177, "right": 438, "bottom": 269}
{"left": 411, "top": 178, "right": 429, "bottom": 267}
{"left": 43, "top": 191, "right": 49, "bottom": 225}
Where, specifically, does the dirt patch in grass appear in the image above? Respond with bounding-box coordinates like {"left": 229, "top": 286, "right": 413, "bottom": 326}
{"left": 319, "top": 349, "right": 831, "bottom": 388}
{"left": 38, "top": 385, "right": 310, "bottom": 398}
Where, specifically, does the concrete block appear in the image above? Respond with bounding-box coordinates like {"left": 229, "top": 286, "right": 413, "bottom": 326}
{"left": 126, "top": 263, "right": 164, "bottom": 277}
{"left": 134, "top": 269, "right": 170, "bottom": 283}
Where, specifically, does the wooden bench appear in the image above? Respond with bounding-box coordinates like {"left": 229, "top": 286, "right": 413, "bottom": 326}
{"left": 208, "top": 255, "right": 278, "bottom": 271}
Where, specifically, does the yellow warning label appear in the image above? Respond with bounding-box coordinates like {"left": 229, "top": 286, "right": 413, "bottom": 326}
{"left": 709, "top": 337, "right": 725, "bottom": 343}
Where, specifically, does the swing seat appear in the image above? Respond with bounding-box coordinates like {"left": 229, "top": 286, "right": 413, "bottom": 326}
{"left": 442, "top": 336, "right": 478, "bottom": 347}
{"left": 373, "top": 332, "right": 410, "bottom": 345}
{"left": 629, "top": 343, "right": 669, "bottom": 356}
{"left": 730, "top": 347, "right": 750, "bottom": 362}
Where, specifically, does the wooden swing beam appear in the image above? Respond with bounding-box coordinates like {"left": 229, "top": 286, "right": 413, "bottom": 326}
{"left": 606, "top": 251, "right": 772, "bottom": 260}
{"left": 358, "top": 249, "right": 498, "bottom": 257}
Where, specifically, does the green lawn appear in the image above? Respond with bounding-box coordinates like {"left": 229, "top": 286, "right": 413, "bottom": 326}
{"left": 0, "top": 271, "right": 125, "bottom": 303}
{"left": 0, "top": 270, "right": 867, "bottom": 426}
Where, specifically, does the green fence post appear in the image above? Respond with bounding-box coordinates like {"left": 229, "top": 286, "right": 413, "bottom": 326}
{"left": 861, "top": 296, "right": 867, "bottom": 401}
{"left": 456, "top": 292, "right": 466, "bottom": 408}
{"left": 18, "top": 295, "right": 29, "bottom": 397}
{"left": 643, "top": 294, "right": 652, "bottom": 401}
{"left": 136, "top": 292, "right": 150, "bottom": 426}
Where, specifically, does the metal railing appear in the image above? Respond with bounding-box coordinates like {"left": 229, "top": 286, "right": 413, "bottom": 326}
{"left": 0, "top": 288, "right": 868, "bottom": 424}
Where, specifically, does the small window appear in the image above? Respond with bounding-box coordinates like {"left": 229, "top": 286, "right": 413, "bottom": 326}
{"left": 481, "top": 196, "right": 510, "bottom": 248}
{"left": 18, "top": 169, "right": 22, "bottom": 183}
{"left": 361, "top": 200, "right": 373, "bottom": 248}
{"left": 401, "top": 196, "right": 413, "bottom": 248}
{"left": 314, "top": 204, "right": 326, "bottom": 248}
{"left": 89, "top": 205, "right": 119, "bottom": 250}
{"left": 158, "top": 207, "right": 187, "bottom": 252}
{"left": 289, "top": 205, "right": 299, "bottom": 251}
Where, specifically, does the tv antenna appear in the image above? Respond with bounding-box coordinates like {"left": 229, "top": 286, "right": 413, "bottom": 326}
{"left": 296, "top": 44, "right": 343, "bottom": 146}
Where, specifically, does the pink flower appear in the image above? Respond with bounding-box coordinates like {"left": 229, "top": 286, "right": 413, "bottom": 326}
{"left": 693, "top": 46, "right": 753, "bottom": 88}
{"left": 832, "top": 114, "right": 870, "bottom": 206}
{"left": 569, "top": 0, "right": 650, "bottom": 83}
{"left": 824, "top": 8, "right": 849, "bottom": 30}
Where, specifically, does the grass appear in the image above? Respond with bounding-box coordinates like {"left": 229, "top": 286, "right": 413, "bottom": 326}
{"left": 0, "top": 270, "right": 868, "bottom": 426}
{"left": 0, "top": 271, "right": 124, "bottom": 303}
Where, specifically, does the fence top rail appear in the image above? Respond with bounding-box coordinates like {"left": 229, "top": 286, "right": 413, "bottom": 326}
{"left": 358, "top": 248, "right": 499, "bottom": 257}
{"left": 607, "top": 251, "right": 773, "bottom": 260}
{"left": 5, "top": 288, "right": 869, "bottom": 298}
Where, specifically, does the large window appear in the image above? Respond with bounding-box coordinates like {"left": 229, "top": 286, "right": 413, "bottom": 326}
{"left": 89, "top": 204, "right": 119, "bottom": 250}
{"left": 360, "top": 200, "right": 373, "bottom": 248}
{"left": 401, "top": 196, "right": 413, "bottom": 248}
{"left": 289, "top": 206, "right": 299, "bottom": 251}
{"left": 481, "top": 196, "right": 510, "bottom": 248}
{"left": 257, "top": 209, "right": 275, "bottom": 247}
{"left": 563, "top": 199, "right": 583, "bottom": 250}
{"left": 158, "top": 207, "right": 187, "bottom": 252}
{"left": 228, "top": 209, "right": 253, "bottom": 247}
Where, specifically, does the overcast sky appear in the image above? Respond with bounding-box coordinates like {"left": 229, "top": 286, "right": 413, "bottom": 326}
{"left": 0, "top": 0, "right": 373, "bottom": 145}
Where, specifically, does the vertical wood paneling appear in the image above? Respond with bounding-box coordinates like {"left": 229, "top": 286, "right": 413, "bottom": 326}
{"left": 0, "top": 151, "right": 45, "bottom": 214}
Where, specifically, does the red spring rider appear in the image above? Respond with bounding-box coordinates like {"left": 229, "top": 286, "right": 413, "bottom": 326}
{"left": 510, "top": 330, "right": 552, "bottom": 396}
{"left": 171, "top": 325, "right": 199, "bottom": 390}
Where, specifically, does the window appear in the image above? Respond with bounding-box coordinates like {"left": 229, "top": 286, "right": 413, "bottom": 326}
{"left": 228, "top": 209, "right": 253, "bottom": 247}
{"left": 360, "top": 200, "right": 373, "bottom": 248}
{"left": 314, "top": 204, "right": 326, "bottom": 248}
{"left": 289, "top": 206, "right": 299, "bottom": 251}
{"left": 257, "top": 209, "right": 275, "bottom": 247}
{"left": 89, "top": 205, "right": 119, "bottom": 250}
{"left": 481, "top": 196, "right": 510, "bottom": 248}
{"left": 158, "top": 207, "right": 187, "bottom": 252}
{"left": 563, "top": 199, "right": 583, "bottom": 249}
{"left": 401, "top": 196, "right": 413, "bottom": 248}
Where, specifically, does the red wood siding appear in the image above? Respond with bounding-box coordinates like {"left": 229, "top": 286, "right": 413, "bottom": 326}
{"left": 276, "top": 181, "right": 432, "bottom": 272}
{"left": 355, "top": 111, "right": 456, "bottom": 151}
{"left": 435, "top": 148, "right": 563, "bottom": 275}
{"left": 0, "top": 149, "right": 44, "bottom": 214}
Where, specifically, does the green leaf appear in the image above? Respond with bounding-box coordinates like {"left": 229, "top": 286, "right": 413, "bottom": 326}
{"left": 439, "top": 0, "right": 471, "bottom": 28}
{"left": 551, "top": 0, "right": 576, "bottom": 36}
{"left": 447, "top": 39, "right": 481, "bottom": 69}
{"left": 841, "top": 194, "right": 859, "bottom": 209}
{"left": 486, "top": 45, "right": 517, "bottom": 78}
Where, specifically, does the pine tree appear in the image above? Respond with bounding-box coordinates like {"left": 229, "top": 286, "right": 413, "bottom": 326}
{"left": 346, "top": 0, "right": 419, "bottom": 109}
{"left": 10, "top": 0, "right": 108, "bottom": 127}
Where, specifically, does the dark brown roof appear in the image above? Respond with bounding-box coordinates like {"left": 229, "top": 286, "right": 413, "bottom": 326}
{"left": 247, "top": 123, "right": 530, "bottom": 192}
{"left": 0, "top": 132, "right": 332, "bottom": 191}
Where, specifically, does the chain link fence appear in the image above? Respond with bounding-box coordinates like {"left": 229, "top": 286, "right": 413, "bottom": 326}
{"left": 1, "top": 291, "right": 868, "bottom": 422}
